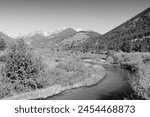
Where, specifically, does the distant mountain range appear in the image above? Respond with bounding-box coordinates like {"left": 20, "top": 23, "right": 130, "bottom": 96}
{"left": 0, "top": 27, "right": 101, "bottom": 50}
{"left": 22, "top": 28, "right": 101, "bottom": 49}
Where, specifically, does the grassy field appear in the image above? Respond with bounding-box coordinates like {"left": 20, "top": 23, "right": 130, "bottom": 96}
{"left": 114, "top": 52, "right": 150, "bottom": 99}
{"left": 34, "top": 48, "right": 106, "bottom": 60}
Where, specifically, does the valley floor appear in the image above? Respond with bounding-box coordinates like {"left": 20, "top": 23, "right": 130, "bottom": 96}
{"left": 4, "top": 59, "right": 106, "bottom": 100}
{"left": 3, "top": 47, "right": 149, "bottom": 100}
{"left": 2, "top": 50, "right": 106, "bottom": 100}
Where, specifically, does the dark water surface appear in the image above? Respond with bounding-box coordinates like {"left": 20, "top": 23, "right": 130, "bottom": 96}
{"left": 37, "top": 59, "right": 143, "bottom": 100}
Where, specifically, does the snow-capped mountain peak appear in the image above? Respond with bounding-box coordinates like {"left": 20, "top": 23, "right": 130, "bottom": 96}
{"left": 48, "top": 28, "right": 67, "bottom": 35}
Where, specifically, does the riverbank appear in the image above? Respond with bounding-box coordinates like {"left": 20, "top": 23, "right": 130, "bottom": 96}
{"left": 113, "top": 52, "right": 150, "bottom": 99}
{"left": 3, "top": 61, "right": 106, "bottom": 100}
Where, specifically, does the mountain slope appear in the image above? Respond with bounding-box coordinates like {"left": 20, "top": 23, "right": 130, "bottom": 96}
{"left": 47, "top": 28, "right": 77, "bottom": 45}
{"left": 24, "top": 28, "right": 77, "bottom": 49}
{"left": 24, "top": 28, "right": 101, "bottom": 50}
{"left": 81, "top": 7, "right": 150, "bottom": 53}
{"left": 50, "top": 28, "right": 77, "bottom": 38}
{"left": 104, "top": 7, "right": 150, "bottom": 40}
{"left": 54, "top": 30, "right": 101, "bottom": 50}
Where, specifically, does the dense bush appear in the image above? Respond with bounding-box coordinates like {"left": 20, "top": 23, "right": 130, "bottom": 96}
{"left": 56, "top": 56, "right": 85, "bottom": 72}
{"left": 0, "top": 50, "right": 7, "bottom": 62}
{"left": 0, "top": 39, "right": 48, "bottom": 99}
{"left": 0, "top": 38, "right": 6, "bottom": 50}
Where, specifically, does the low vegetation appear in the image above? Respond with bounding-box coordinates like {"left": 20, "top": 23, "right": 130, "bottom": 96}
{"left": 47, "top": 55, "right": 91, "bottom": 86}
{"left": 114, "top": 52, "right": 150, "bottom": 99}
{"left": 0, "top": 39, "right": 105, "bottom": 99}
{"left": 5, "top": 54, "right": 105, "bottom": 100}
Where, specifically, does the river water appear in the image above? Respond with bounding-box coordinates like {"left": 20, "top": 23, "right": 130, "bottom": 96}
{"left": 39, "top": 60, "right": 140, "bottom": 100}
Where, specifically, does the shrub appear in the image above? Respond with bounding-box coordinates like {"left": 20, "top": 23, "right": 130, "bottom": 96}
{"left": 115, "top": 52, "right": 150, "bottom": 99}
{"left": 0, "top": 38, "right": 6, "bottom": 51}
{"left": 56, "top": 55, "right": 85, "bottom": 73}
{"left": 47, "top": 55, "right": 89, "bottom": 86}
{"left": 0, "top": 50, "right": 7, "bottom": 62}
{"left": 0, "top": 55, "right": 6, "bottom": 62}
{"left": 0, "top": 39, "right": 47, "bottom": 98}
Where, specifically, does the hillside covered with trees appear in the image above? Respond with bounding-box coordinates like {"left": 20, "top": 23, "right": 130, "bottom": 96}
{"left": 79, "top": 7, "right": 150, "bottom": 53}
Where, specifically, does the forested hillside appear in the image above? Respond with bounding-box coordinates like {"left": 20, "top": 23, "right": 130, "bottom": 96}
{"left": 80, "top": 7, "right": 150, "bottom": 53}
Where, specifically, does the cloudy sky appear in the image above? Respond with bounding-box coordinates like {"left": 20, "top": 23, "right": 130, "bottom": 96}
{"left": 0, "top": 0, "right": 149, "bottom": 36}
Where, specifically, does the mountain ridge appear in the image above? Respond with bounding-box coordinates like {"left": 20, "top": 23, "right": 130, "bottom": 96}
{"left": 79, "top": 7, "right": 150, "bottom": 53}
{"left": 104, "top": 7, "right": 150, "bottom": 37}
{"left": 22, "top": 27, "right": 101, "bottom": 49}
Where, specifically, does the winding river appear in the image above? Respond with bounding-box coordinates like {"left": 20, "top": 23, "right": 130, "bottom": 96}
{"left": 39, "top": 58, "right": 142, "bottom": 100}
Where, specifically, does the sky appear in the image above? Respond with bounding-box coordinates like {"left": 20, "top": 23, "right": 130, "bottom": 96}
{"left": 0, "top": 0, "right": 150, "bottom": 37}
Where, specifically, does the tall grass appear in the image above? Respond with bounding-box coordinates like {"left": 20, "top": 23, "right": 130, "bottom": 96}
{"left": 47, "top": 55, "right": 91, "bottom": 86}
